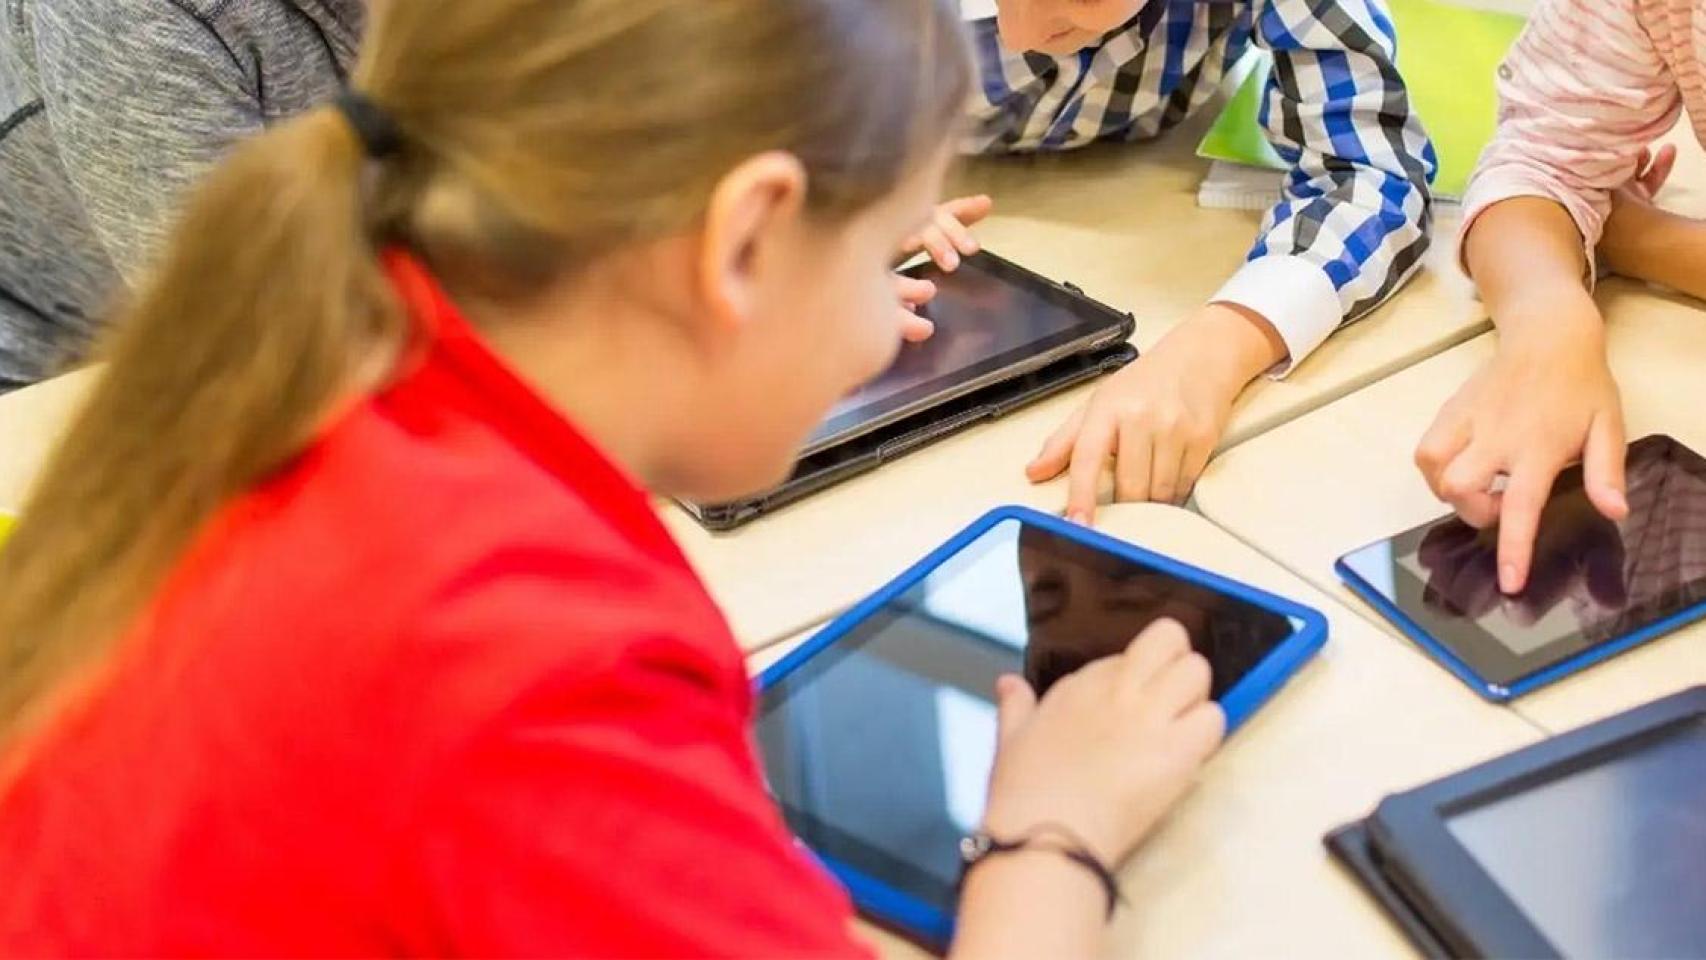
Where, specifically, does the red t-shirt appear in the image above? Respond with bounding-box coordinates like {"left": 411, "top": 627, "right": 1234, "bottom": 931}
{"left": 0, "top": 257, "right": 869, "bottom": 958}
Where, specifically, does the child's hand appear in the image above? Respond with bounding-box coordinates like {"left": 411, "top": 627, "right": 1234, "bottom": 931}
{"left": 1415, "top": 296, "right": 1628, "bottom": 595}
{"left": 1026, "top": 304, "right": 1284, "bottom": 521}
{"left": 901, "top": 194, "right": 994, "bottom": 272}
{"left": 891, "top": 196, "right": 995, "bottom": 343}
{"left": 894, "top": 273, "right": 939, "bottom": 343}
{"left": 1601, "top": 144, "right": 1679, "bottom": 281}
{"left": 980, "top": 619, "right": 1224, "bottom": 867}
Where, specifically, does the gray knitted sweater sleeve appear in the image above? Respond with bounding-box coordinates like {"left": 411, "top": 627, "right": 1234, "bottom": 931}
{"left": 0, "top": 0, "right": 358, "bottom": 387}
{"left": 27, "top": 0, "right": 265, "bottom": 283}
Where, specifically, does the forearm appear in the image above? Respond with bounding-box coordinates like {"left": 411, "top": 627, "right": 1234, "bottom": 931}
{"left": 1195, "top": 302, "right": 1289, "bottom": 383}
{"left": 1605, "top": 208, "right": 1706, "bottom": 302}
{"left": 1464, "top": 197, "right": 1604, "bottom": 347}
{"left": 950, "top": 853, "right": 1107, "bottom": 960}
{"left": 1247, "top": 0, "right": 1434, "bottom": 371}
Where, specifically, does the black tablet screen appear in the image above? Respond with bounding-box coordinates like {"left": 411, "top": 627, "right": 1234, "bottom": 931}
{"left": 1445, "top": 718, "right": 1706, "bottom": 956}
{"left": 807, "top": 254, "right": 1124, "bottom": 452}
{"left": 755, "top": 518, "right": 1296, "bottom": 912}
{"left": 1339, "top": 435, "right": 1706, "bottom": 686}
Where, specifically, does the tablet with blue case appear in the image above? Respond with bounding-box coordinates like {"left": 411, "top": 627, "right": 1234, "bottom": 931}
{"left": 754, "top": 505, "right": 1328, "bottom": 949}
{"left": 1337, "top": 434, "right": 1706, "bottom": 702}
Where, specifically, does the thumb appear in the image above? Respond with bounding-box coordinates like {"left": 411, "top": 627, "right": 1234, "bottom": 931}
{"left": 995, "top": 674, "right": 1038, "bottom": 745}
{"left": 1583, "top": 410, "right": 1629, "bottom": 521}
{"left": 1643, "top": 144, "right": 1679, "bottom": 196}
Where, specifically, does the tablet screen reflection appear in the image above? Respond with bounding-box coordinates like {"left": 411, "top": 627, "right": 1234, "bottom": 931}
{"left": 818, "top": 259, "right": 1074, "bottom": 429}
{"left": 1406, "top": 437, "right": 1706, "bottom": 654}
{"left": 1016, "top": 525, "right": 1291, "bottom": 699}
{"left": 756, "top": 519, "right": 1293, "bottom": 909}
{"left": 1447, "top": 718, "right": 1706, "bottom": 957}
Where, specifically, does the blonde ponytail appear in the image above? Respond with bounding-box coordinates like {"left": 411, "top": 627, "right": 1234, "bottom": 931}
{"left": 0, "top": 109, "right": 402, "bottom": 739}
{"left": 0, "top": 0, "right": 970, "bottom": 749}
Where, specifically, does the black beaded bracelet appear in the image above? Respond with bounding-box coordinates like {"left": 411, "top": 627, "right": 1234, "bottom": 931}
{"left": 957, "top": 822, "right": 1124, "bottom": 920}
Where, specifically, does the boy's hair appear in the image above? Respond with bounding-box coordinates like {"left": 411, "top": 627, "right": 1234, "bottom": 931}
{"left": 0, "top": 0, "right": 970, "bottom": 752}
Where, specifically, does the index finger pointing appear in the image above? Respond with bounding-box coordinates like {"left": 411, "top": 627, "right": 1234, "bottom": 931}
{"left": 934, "top": 207, "right": 982, "bottom": 256}
{"left": 1496, "top": 463, "right": 1560, "bottom": 595}
{"left": 1065, "top": 410, "right": 1117, "bottom": 524}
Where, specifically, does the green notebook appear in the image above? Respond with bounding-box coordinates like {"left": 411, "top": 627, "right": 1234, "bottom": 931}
{"left": 1198, "top": 0, "right": 1526, "bottom": 198}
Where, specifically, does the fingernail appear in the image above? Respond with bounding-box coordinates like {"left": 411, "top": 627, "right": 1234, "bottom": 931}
{"left": 1609, "top": 490, "right": 1629, "bottom": 514}
{"left": 1500, "top": 563, "right": 1520, "bottom": 594}
{"left": 1067, "top": 511, "right": 1089, "bottom": 526}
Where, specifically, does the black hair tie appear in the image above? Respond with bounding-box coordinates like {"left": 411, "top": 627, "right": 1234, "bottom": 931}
{"left": 959, "top": 822, "right": 1125, "bottom": 921}
{"left": 334, "top": 89, "right": 404, "bottom": 160}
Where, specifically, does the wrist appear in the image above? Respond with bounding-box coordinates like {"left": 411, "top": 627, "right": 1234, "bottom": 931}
{"left": 960, "top": 840, "right": 1111, "bottom": 910}
{"left": 953, "top": 850, "right": 1107, "bottom": 960}
{"left": 960, "top": 825, "right": 1122, "bottom": 920}
{"left": 1491, "top": 284, "right": 1604, "bottom": 352}
{"left": 1185, "top": 302, "right": 1288, "bottom": 385}
{"left": 1627, "top": 210, "right": 1706, "bottom": 294}
{"left": 980, "top": 803, "right": 1118, "bottom": 866}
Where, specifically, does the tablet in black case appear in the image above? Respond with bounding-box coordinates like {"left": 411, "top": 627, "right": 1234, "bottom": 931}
{"left": 679, "top": 250, "right": 1136, "bottom": 531}
{"left": 1328, "top": 686, "right": 1706, "bottom": 958}
{"left": 680, "top": 344, "right": 1135, "bottom": 531}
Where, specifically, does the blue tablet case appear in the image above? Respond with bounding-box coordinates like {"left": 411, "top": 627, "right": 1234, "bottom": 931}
{"left": 758, "top": 504, "right": 1329, "bottom": 949}
{"left": 1336, "top": 555, "right": 1706, "bottom": 703}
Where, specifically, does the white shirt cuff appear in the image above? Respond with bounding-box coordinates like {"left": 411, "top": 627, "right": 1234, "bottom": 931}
{"left": 1209, "top": 255, "right": 1342, "bottom": 379}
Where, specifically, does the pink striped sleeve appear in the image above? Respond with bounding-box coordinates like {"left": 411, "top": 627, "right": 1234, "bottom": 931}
{"left": 1459, "top": 0, "right": 1684, "bottom": 276}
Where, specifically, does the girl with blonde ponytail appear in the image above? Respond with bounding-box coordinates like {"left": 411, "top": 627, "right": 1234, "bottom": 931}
{"left": 0, "top": 1, "right": 1223, "bottom": 955}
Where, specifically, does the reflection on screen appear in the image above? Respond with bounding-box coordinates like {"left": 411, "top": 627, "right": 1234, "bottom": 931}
{"left": 1447, "top": 719, "right": 1706, "bottom": 956}
{"left": 810, "top": 258, "right": 1089, "bottom": 445}
{"left": 1343, "top": 436, "right": 1706, "bottom": 669}
{"left": 755, "top": 519, "right": 1295, "bottom": 911}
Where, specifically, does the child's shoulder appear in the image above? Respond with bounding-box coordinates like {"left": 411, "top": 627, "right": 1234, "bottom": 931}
{"left": 186, "top": 383, "right": 731, "bottom": 677}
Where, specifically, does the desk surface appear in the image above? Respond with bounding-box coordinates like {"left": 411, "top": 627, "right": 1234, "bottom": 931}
{"left": 1196, "top": 281, "right": 1706, "bottom": 735}
{"left": 0, "top": 367, "right": 98, "bottom": 514}
{"left": 674, "top": 123, "right": 1493, "bottom": 649}
{"left": 751, "top": 503, "right": 1541, "bottom": 958}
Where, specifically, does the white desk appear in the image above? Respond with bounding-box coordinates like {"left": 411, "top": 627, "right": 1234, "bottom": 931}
{"left": 676, "top": 118, "right": 1496, "bottom": 649}
{"left": 751, "top": 503, "right": 1542, "bottom": 958}
{"left": 1196, "top": 281, "right": 1706, "bottom": 734}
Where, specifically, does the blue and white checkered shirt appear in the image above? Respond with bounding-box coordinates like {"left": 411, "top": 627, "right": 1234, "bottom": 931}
{"left": 965, "top": 1, "right": 1438, "bottom": 372}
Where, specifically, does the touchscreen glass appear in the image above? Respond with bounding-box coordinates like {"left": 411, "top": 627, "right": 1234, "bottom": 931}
{"left": 806, "top": 255, "right": 1121, "bottom": 452}
{"left": 1446, "top": 718, "right": 1706, "bottom": 956}
{"left": 1340, "top": 435, "right": 1706, "bottom": 683}
{"left": 755, "top": 519, "right": 1296, "bottom": 912}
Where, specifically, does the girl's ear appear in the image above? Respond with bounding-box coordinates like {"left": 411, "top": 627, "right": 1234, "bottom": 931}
{"left": 695, "top": 151, "right": 809, "bottom": 335}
